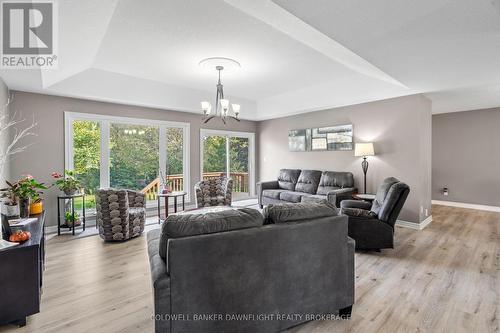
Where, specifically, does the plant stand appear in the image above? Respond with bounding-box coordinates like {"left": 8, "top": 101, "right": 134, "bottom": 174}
{"left": 57, "top": 194, "right": 86, "bottom": 235}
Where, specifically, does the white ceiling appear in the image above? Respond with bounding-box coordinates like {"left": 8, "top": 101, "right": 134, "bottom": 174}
{"left": 2, "top": 0, "right": 500, "bottom": 120}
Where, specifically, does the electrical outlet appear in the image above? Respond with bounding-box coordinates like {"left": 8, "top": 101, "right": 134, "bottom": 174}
{"left": 443, "top": 187, "right": 449, "bottom": 196}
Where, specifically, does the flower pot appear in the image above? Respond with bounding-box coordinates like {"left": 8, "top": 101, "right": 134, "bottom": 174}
{"left": 1, "top": 202, "right": 19, "bottom": 218}
{"left": 64, "top": 189, "right": 78, "bottom": 196}
{"left": 30, "top": 201, "right": 43, "bottom": 215}
{"left": 66, "top": 218, "right": 81, "bottom": 227}
{"left": 19, "top": 198, "right": 30, "bottom": 218}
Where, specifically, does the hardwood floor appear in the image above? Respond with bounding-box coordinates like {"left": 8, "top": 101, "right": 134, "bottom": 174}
{"left": 0, "top": 205, "right": 498, "bottom": 333}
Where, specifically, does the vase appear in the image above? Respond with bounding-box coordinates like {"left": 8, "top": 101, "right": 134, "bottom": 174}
{"left": 66, "top": 218, "right": 81, "bottom": 227}
{"left": 19, "top": 198, "right": 30, "bottom": 218}
{"left": 64, "top": 189, "right": 78, "bottom": 196}
{"left": 29, "top": 201, "right": 44, "bottom": 215}
{"left": 1, "top": 202, "right": 19, "bottom": 218}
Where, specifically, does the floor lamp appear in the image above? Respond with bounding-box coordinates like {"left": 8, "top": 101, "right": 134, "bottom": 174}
{"left": 354, "top": 143, "right": 375, "bottom": 194}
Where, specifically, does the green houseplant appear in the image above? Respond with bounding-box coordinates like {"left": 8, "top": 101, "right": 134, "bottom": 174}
{"left": 64, "top": 211, "right": 81, "bottom": 227}
{"left": 52, "top": 170, "right": 82, "bottom": 195}
{"left": 1, "top": 175, "right": 48, "bottom": 218}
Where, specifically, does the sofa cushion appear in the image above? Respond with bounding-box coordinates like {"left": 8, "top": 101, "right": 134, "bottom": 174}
{"left": 277, "top": 169, "right": 301, "bottom": 191}
{"left": 262, "top": 189, "right": 286, "bottom": 199}
{"left": 159, "top": 207, "right": 263, "bottom": 260}
{"left": 317, "top": 171, "right": 354, "bottom": 195}
{"left": 279, "top": 191, "right": 309, "bottom": 203}
{"left": 295, "top": 170, "right": 322, "bottom": 194}
{"left": 263, "top": 201, "right": 338, "bottom": 224}
{"left": 301, "top": 194, "right": 327, "bottom": 203}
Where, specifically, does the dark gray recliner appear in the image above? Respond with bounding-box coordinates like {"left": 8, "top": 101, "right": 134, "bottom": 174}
{"left": 257, "top": 169, "right": 356, "bottom": 207}
{"left": 340, "top": 177, "right": 410, "bottom": 250}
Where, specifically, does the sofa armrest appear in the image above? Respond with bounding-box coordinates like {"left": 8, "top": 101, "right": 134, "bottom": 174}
{"left": 340, "top": 199, "right": 372, "bottom": 210}
{"left": 194, "top": 181, "right": 203, "bottom": 208}
{"left": 127, "top": 189, "right": 146, "bottom": 208}
{"left": 341, "top": 207, "right": 376, "bottom": 219}
{"left": 225, "top": 178, "right": 233, "bottom": 205}
{"left": 325, "top": 187, "right": 356, "bottom": 206}
{"left": 256, "top": 180, "right": 279, "bottom": 205}
{"left": 147, "top": 230, "right": 171, "bottom": 333}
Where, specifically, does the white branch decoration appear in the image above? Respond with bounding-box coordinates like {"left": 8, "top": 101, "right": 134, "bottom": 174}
{"left": 0, "top": 94, "right": 38, "bottom": 179}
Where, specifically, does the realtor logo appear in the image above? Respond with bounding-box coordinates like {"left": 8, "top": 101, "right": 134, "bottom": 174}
{"left": 1, "top": 1, "right": 57, "bottom": 68}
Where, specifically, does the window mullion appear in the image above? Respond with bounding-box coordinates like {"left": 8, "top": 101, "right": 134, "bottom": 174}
{"left": 100, "top": 120, "right": 110, "bottom": 188}
{"left": 159, "top": 125, "right": 167, "bottom": 182}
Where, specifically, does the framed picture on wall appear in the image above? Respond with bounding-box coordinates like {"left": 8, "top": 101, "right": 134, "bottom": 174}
{"left": 322, "top": 124, "right": 353, "bottom": 151}
{"left": 288, "top": 129, "right": 311, "bottom": 151}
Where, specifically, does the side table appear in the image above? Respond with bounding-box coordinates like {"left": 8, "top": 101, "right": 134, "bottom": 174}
{"left": 157, "top": 191, "right": 187, "bottom": 224}
{"left": 57, "top": 194, "right": 86, "bottom": 235}
{"left": 352, "top": 193, "right": 376, "bottom": 202}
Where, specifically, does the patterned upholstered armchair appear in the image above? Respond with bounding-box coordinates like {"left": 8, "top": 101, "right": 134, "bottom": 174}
{"left": 96, "top": 189, "right": 146, "bottom": 241}
{"left": 194, "top": 176, "right": 233, "bottom": 208}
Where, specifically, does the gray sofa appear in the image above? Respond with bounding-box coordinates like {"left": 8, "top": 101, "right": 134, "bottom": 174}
{"left": 147, "top": 203, "right": 355, "bottom": 333}
{"left": 340, "top": 177, "right": 410, "bottom": 250}
{"left": 257, "top": 169, "right": 356, "bottom": 207}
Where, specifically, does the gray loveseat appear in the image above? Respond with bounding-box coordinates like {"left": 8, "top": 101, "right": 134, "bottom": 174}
{"left": 257, "top": 169, "right": 356, "bottom": 207}
{"left": 147, "top": 203, "right": 355, "bottom": 333}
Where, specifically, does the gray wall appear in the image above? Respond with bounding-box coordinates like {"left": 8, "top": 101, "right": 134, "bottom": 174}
{"left": 0, "top": 78, "right": 9, "bottom": 185}
{"left": 257, "top": 94, "right": 432, "bottom": 223}
{"left": 9, "top": 91, "right": 258, "bottom": 227}
{"left": 432, "top": 108, "right": 500, "bottom": 206}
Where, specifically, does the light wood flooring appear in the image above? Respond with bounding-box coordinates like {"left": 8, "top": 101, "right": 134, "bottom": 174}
{"left": 0, "top": 205, "right": 498, "bottom": 333}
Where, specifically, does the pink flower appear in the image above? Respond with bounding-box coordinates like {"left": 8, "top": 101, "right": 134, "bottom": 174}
{"left": 51, "top": 172, "right": 62, "bottom": 178}
{"left": 23, "top": 174, "right": 33, "bottom": 180}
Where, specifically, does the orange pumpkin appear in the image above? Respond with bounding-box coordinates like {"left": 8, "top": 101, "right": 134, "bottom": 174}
{"left": 9, "top": 230, "right": 31, "bottom": 242}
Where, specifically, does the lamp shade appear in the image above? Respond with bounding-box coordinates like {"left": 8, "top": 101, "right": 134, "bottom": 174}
{"left": 354, "top": 142, "right": 375, "bottom": 157}
{"left": 219, "top": 99, "right": 229, "bottom": 109}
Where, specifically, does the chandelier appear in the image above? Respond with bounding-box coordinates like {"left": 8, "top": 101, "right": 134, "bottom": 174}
{"left": 199, "top": 57, "right": 241, "bottom": 124}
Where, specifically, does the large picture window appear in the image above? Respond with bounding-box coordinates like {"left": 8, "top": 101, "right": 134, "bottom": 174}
{"left": 65, "top": 112, "right": 190, "bottom": 214}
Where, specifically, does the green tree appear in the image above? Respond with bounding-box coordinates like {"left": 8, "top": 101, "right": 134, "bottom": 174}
{"left": 109, "top": 124, "right": 159, "bottom": 191}
{"left": 166, "top": 128, "right": 183, "bottom": 175}
{"left": 73, "top": 121, "right": 100, "bottom": 195}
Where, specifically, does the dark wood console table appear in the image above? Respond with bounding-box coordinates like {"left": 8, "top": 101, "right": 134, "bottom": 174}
{"left": 0, "top": 211, "right": 45, "bottom": 327}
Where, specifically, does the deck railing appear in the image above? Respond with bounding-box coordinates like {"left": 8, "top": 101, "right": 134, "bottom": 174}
{"left": 141, "top": 172, "right": 249, "bottom": 200}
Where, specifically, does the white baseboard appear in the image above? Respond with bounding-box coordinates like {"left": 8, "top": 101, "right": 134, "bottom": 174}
{"left": 46, "top": 226, "right": 58, "bottom": 234}
{"left": 396, "top": 215, "right": 433, "bottom": 230}
{"left": 432, "top": 200, "right": 500, "bottom": 213}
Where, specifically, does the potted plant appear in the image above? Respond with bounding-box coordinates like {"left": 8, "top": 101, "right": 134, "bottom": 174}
{"left": 159, "top": 171, "right": 172, "bottom": 194}
{"left": 51, "top": 170, "right": 81, "bottom": 195}
{"left": 1, "top": 175, "right": 48, "bottom": 218}
{"left": 0, "top": 182, "right": 20, "bottom": 218}
{"left": 64, "top": 211, "right": 81, "bottom": 227}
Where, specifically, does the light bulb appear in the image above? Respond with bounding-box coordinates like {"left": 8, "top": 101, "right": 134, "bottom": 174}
{"left": 201, "top": 101, "right": 211, "bottom": 115}
{"left": 232, "top": 104, "right": 240, "bottom": 115}
{"left": 220, "top": 99, "right": 229, "bottom": 110}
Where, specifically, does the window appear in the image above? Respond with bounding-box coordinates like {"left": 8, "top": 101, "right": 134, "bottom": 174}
{"left": 65, "top": 112, "right": 190, "bottom": 214}
{"left": 200, "top": 129, "right": 255, "bottom": 200}
{"left": 109, "top": 123, "right": 159, "bottom": 192}
{"left": 72, "top": 120, "right": 100, "bottom": 211}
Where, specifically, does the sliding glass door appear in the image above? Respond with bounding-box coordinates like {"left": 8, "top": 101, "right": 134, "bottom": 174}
{"left": 229, "top": 137, "right": 250, "bottom": 199}
{"left": 200, "top": 130, "right": 255, "bottom": 200}
{"left": 65, "top": 112, "right": 190, "bottom": 215}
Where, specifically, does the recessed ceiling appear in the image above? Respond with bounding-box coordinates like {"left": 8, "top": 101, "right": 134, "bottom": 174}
{"left": 1, "top": 0, "right": 500, "bottom": 120}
